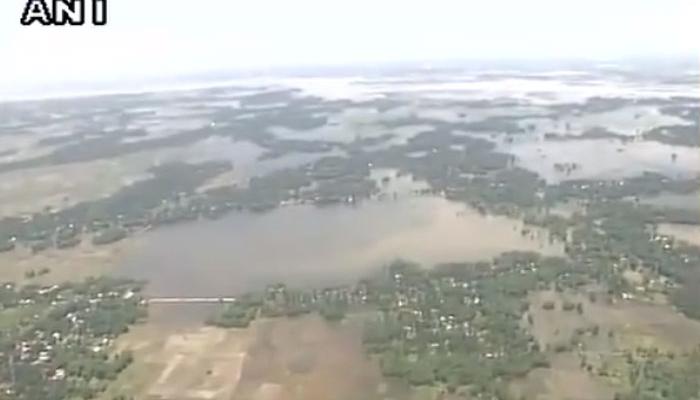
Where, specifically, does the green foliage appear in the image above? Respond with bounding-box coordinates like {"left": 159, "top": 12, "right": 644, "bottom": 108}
{"left": 0, "top": 278, "right": 145, "bottom": 400}
{"left": 206, "top": 303, "right": 257, "bottom": 328}
{"left": 92, "top": 227, "right": 128, "bottom": 246}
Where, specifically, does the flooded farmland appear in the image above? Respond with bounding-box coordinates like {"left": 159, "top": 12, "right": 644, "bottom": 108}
{"left": 503, "top": 138, "right": 699, "bottom": 183}
{"left": 2, "top": 60, "right": 699, "bottom": 400}
{"left": 116, "top": 196, "right": 562, "bottom": 297}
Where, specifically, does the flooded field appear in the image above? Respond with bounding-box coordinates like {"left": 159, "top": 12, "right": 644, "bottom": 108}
{"left": 503, "top": 138, "right": 699, "bottom": 183}
{"left": 639, "top": 190, "right": 699, "bottom": 212}
{"left": 2, "top": 64, "right": 699, "bottom": 400}
{"left": 0, "top": 137, "right": 336, "bottom": 215}
{"left": 516, "top": 105, "right": 689, "bottom": 136}
{"left": 116, "top": 196, "right": 562, "bottom": 297}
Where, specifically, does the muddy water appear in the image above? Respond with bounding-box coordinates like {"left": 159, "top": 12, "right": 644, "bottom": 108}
{"left": 639, "top": 190, "right": 699, "bottom": 212}
{"left": 116, "top": 197, "right": 562, "bottom": 297}
{"left": 502, "top": 138, "right": 699, "bottom": 183}
{"left": 152, "top": 137, "right": 343, "bottom": 187}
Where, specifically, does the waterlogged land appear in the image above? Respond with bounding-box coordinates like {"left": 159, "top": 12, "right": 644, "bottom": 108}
{"left": 0, "top": 61, "right": 699, "bottom": 400}
{"left": 117, "top": 197, "right": 561, "bottom": 297}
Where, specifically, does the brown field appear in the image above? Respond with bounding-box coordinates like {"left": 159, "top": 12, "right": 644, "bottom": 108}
{"left": 102, "top": 305, "right": 253, "bottom": 400}
{"left": 515, "top": 287, "right": 700, "bottom": 399}
{"left": 95, "top": 287, "right": 700, "bottom": 400}
{"left": 511, "top": 353, "right": 617, "bottom": 400}
{"left": 103, "top": 311, "right": 406, "bottom": 400}
{"left": 227, "top": 314, "right": 391, "bottom": 400}
{"left": 528, "top": 288, "right": 700, "bottom": 352}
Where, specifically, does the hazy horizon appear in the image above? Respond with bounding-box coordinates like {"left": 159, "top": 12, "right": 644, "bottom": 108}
{"left": 2, "top": 0, "right": 699, "bottom": 98}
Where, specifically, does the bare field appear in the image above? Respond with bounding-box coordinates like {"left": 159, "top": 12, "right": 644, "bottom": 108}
{"left": 103, "top": 313, "right": 405, "bottom": 400}
{"left": 517, "top": 288, "right": 700, "bottom": 399}
{"left": 103, "top": 315, "right": 253, "bottom": 400}
{"left": 511, "top": 353, "right": 617, "bottom": 400}
{"left": 529, "top": 289, "right": 700, "bottom": 352}
{"left": 233, "top": 314, "right": 390, "bottom": 400}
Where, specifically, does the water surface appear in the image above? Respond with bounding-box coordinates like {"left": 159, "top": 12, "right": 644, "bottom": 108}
{"left": 503, "top": 139, "right": 699, "bottom": 183}
{"left": 116, "top": 197, "right": 562, "bottom": 297}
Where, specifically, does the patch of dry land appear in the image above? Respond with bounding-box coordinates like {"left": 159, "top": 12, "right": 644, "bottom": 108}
{"left": 103, "top": 313, "right": 407, "bottom": 400}
{"left": 100, "top": 304, "right": 252, "bottom": 400}
{"left": 233, "top": 314, "right": 393, "bottom": 400}
{"left": 511, "top": 287, "right": 700, "bottom": 400}
{"left": 90, "top": 282, "right": 700, "bottom": 400}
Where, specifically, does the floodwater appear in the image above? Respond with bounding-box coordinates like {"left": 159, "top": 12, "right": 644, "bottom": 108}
{"left": 516, "top": 105, "right": 688, "bottom": 136}
{"left": 502, "top": 138, "right": 699, "bottom": 183}
{"left": 638, "top": 190, "right": 699, "bottom": 212}
{"left": 116, "top": 197, "right": 562, "bottom": 297}
{"left": 149, "top": 137, "right": 343, "bottom": 186}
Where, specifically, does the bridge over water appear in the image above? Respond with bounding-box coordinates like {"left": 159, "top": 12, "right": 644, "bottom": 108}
{"left": 145, "top": 297, "right": 237, "bottom": 304}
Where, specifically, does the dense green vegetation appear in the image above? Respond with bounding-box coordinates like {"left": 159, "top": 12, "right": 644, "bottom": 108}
{"left": 206, "top": 252, "right": 615, "bottom": 396}
{"left": 0, "top": 278, "right": 146, "bottom": 400}
{"left": 617, "top": 348, "right": 700, "bottom": 400}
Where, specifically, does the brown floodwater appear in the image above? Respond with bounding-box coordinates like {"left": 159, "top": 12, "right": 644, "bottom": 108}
{"left": 638, "top": 190, "right": 699, "bottom": 213}
{"left": 115, "top": 196, "right": 562, "bottom": 297}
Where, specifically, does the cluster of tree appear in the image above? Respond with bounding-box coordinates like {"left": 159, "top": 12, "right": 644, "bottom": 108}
{"left": 206, "top": 303, "right": 258, "bottom": 328}
{"left": 0, "top": 278, "right": 145, "bottom": 400}
{"left": 617, "top": 347, "right": 700, "bottom": 400}
{"left": 92, "top": 227, "right": 128, "bottom": 246}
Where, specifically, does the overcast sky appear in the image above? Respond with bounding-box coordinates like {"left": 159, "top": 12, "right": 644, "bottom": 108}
{"left": 1, "top": 0, "right": 698, "bottom": 94}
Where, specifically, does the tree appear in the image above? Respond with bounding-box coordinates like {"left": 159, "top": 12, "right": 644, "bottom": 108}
{"left": 408, "top": 361, "right": 435, "bottom": 386}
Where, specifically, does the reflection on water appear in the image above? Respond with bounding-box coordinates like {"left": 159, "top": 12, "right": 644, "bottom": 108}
{"left": 116, "top": 197, "right": 562, "bottom": 297}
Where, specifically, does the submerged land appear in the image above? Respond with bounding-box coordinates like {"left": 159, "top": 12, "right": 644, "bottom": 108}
{"left": 0, "top": 60, "right": 699, "bottom": 400}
